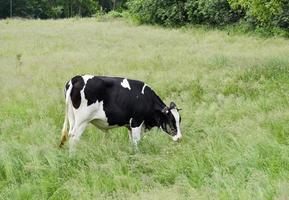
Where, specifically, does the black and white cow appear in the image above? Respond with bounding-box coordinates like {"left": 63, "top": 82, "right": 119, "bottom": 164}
{"left": 60, "top": 75, "right": 182, "bottom": 150}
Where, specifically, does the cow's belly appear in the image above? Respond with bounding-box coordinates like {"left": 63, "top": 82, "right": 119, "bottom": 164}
{"left": 90, "top": 119, "right": 118, "bottom": 130}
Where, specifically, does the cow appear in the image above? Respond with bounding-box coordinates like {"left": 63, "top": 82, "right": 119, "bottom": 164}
{"left": 59, "top": 75, "right": 182, "bottom": 151}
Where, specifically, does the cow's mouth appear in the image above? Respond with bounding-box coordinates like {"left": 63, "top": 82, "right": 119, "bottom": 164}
{"left": 172, "top": 134, "right": 182, "bottom": 142}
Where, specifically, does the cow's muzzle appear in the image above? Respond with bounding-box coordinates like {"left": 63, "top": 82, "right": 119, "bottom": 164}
{"left": 172, "top": 134, "right": 182, "bottom": 142}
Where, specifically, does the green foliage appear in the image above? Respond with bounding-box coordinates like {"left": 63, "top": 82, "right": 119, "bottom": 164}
{"left": 228, "top": 0, "right": 289, "bottom": 34}
{"left": 0, "top": 0, "right": 288, "bottom": 36}
{"left": 127, "top": 0, "right": 187, "bottom": 26}
{"left": 0, "top": 0, "right": 126, "bottom": 19}
{"left": 107, "top": 10, "right": 124, "bottom": 18}
{"left": 229, "top": 0, "right": 288, "bottom": 27}
{"left": 128, "top": 0, "right": 288, "bottom": 36}
{"left": 186, "top": 0, "right": 242, "bottom": 25}
{"left": 128, "top": 0, "right": 243, "bottom": 26}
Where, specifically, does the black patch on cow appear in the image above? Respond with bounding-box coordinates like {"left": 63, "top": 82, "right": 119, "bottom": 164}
{"left": 84, "top": 77, "right": 106, "bottom": 106}
{"left": 70, "top": 75, "right": 85, "bottom": 109}
{"left": 130, "top": 118, "right": 144, "bottom": 128}
{"left": 65, "top": 81, "right": 70, "bottom": 91}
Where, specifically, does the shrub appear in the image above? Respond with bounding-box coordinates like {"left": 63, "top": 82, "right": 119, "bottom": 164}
{"left": 128, "top": 0, "right": 187, "bottom": 26}
{"left": 128, "top": 0, "right": 288, "bottom": 36}
{"left": 228, "top": 0, "right": 289, "bottom": 33}
{"left": 128, "top": 0, "right": 243, "bottom": 26}
{"left": 186, "top": 0, "right": 243, "bottom": 25}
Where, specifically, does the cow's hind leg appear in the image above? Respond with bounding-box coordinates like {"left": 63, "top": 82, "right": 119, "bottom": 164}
{"left": 69, "top": 120, "right": 88, "bottom": 154}
{"left": 67, "top": 105, "right": 75, "bottom": 139}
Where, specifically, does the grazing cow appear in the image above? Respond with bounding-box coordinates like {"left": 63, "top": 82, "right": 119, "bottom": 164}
{"left": 59, "top": 75, "right": 182, "bottom": 150}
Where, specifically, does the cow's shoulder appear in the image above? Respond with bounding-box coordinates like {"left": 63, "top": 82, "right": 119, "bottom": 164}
{"left": 83, "top": 76, "right": 109, "bottom": 106}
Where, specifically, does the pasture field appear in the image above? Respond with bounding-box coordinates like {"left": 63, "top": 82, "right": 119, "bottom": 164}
{"left": 0, "top": 18, "right": 289, "bottom": 200}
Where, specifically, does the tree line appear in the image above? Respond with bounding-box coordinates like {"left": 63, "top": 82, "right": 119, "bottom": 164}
{"left": 0, "top": 0, "right": 288, "bottom": 36}
{"left": 128, "top": 0, "right": 289, "bottom": 36}
{"left": 0, "top": 0, "right": 126, "bottom": 19}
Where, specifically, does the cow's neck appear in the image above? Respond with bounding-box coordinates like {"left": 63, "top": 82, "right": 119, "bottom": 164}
{"left": 148, "top": 94, "right": 167, "bottom": 128}
{"left": 153, "top": 93, "right": 167, "bottom": 112}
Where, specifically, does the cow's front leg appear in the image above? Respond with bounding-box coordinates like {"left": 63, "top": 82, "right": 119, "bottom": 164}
{"left": 130, "top": 119, "right": 143, "bottom": 148}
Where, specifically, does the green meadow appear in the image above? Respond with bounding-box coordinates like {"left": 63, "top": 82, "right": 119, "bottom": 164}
{"left": 0, "top": 18, "right": 289, "bottom": 199}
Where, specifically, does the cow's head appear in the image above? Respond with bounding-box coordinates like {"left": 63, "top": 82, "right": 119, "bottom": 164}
{"left": 160, "top": 102, "right": 182, "bottom": 141}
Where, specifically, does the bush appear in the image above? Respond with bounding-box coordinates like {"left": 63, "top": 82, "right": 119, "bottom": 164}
{"left": 128, "top": 0, "right": 243, "bottom": 26}
{"left": 128, "top": 0, "right": 187, "bottom": 26}
{"left": 107, "top": 10, "right": 124, "bottom": 18}
{"left": 186, "top": 0, "right": 243, "bottom": 25}
{"left": 128, "top": 0, "right": 288, "bottom": 36}
{"left": 228, "top": 0, "right": 289, "bottom": 33}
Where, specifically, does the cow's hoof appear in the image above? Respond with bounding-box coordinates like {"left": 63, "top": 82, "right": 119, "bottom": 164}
{"left": 59, "top": 142, "right": 64, "bottom": 148}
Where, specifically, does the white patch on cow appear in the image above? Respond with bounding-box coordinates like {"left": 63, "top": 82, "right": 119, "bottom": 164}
{"left": 72, "top": 89, "right": 93, "bottom": 123}
{"left": 170, "top": 108, "right": 182, "bottom": 141}
{"left": 82, "top": 74, "right": 94, "bottom": 84}
{"left": 91, "top": 101, "right": 113, "bottom": 129}
{"left": 131, "top": 121, "right": 144, "bottom": 147}
{"left": 78, "top": 83, "right": 111, "bottom": 130}
{"left": 65, "top": 81, "right": 72, "bottom": 103}
{"left": 121, "top": 78, "right": 131, "bottom": 90}
{"left": 141, "top": 84, "right": 147, "bottom": 94}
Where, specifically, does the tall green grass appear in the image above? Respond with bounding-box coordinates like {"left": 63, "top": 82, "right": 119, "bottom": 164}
{"left": 0, "top": 18, "right": 289, "bottom": 199}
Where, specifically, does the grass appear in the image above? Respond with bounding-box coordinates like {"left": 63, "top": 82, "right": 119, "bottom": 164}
{"left": 0, "top": 18, "right": 289, "bottom": 199}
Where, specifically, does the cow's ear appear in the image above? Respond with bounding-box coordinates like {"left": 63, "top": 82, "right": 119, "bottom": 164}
{"left": 170, "top": 102, "right": 177, "bottom": 109}
{"left": 162, "top": 106, "right": 170, "bottom": 114}
{"left": 177, "top": 108, "right": 182, "bottom": 111}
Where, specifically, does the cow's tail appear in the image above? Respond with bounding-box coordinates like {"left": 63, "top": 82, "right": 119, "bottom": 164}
{"left": 59, "top": 81, "right": 72, "bottom": 148}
